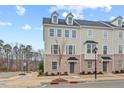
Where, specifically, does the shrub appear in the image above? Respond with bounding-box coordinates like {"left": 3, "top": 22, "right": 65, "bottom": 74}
{"left": 57, "top": 72, "right": 61, "bottom": 75}
{"left": 51, "top": 73, "right": 55, "bottom": 76}
{"left": 81, "top": 71, "right": 85, "bottom": 75}
{"left": 115, "top": 70, "right": 119, "bottom": 74}
{"left": 37, "top": 61, "right": 44, "bottom": 73}
{"left": 64, "top": 72, "right": 68, "bottom": 75}
{"left": 87, "top": 71, "right": 92, "bottom": 74}
{"left": 120, "top": 70, "right": 124, "bottom": 73}
{"left": 44, "top": 72, "right": 49, "bottom": 76}
{"left": 98, "top": 71, "right": 103, "bottom": 74}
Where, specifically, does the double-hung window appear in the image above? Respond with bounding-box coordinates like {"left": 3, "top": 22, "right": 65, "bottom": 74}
{"left": 68, "top": 17, "right": 72, "bottom": 24}
{"left": 53, "top": 16, "right": 57, "bottom": 23}
{"left": 88, "top": 61, "right": 92, "bottom": 69}
{"left": 87, "top": 43, "right": 96, "bottom": 54}
{"left": 65, "top": 30, "right": 69, "bottom": 37}
{"left": 103, "top": 45, "right": 107, "bottom": 54}
{"left": 57, "top": 29, "right": 62, "bottom": 37}
{"left": 49, "top": 29, "right": 54, "bottom": 37}
{"left": 119, "top": 31, "right": 123, "bottom": 39}
{"left": 66, "top": 45, "right": 75, "bottom": 55}
{"left": 104, "top": 31, "right": 108, "bottom": 39}
{"left": 119, "top": 45, "right": 123, "bottom": 54}
{"left": 87, "top": 30, "right": 93, "bottom": 39}
{"left": 72, "top": 30, "right": 76, "bottom": 38}
{"left": 51, "top": 44, "right": 59, "bottom": 54}
{"left": 52, "top": 62, "right": 57, "bottom": 70}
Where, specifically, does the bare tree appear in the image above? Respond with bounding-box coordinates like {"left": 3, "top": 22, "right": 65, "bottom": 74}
{"left": 55, "top": 38, "right": 66, "bottom": 79}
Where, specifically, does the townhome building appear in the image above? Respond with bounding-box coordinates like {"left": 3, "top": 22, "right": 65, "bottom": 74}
{"left": 43, "top": 11, "right": 124, "bottom": 75}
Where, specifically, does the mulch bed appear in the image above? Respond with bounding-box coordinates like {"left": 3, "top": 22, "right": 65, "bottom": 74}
{"left": 51, "top": 78, "right": 68, "bottom": 84}
{"left": 68, "top": 81, "right": 78, "bottom": 84}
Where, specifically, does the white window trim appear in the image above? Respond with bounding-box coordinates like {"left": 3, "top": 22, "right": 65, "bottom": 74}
{"left": 87, "top": 61, "right": 93, "bottom": 69}
{"left": 71, "top": 29, "right": 77, "bottom": 38}
{"left": 103, "top": 45, "right": 108, "bottom": 55}
{"left": 103, "top": 31, "right": 108, "bottom": 39}
{"left": 87, "top": 29, "right": 93, "bottom": 39}
{"left": 52, "top": 14, "right": 58, "bottom": 24}
{"left": 118, "top": 45, "right": 123, "bottom": 54}
{"left": 119, "top": 31, "right": 123, "bottom": 39}
{"left": 86, "top": 43, "right": 96, "bottom": 54}
{"left": 118, "top": 19, "right": 122, "bottom": 27}
{"left": 64, "top": 29, "right": 70, "bottom": 38}
{"left": 66, "top": 44, "right": 75, "bottom": 55}
{"left": 51, "top": 43, "right": 60, "bottom": 55}
{"left": 67, "top": 16, "right": 73, "bottom": 25}
{"left": 57, "top": 28, "right": 62, "bottom": 37}
{"left": 52, "top": 61, "right": 58, "bottom": 70}
{"left": 49, "top": 27, "right": 55, "bottom": 37}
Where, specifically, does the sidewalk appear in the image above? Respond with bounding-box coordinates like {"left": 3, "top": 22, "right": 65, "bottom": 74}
{"left": 1, "top": 72, "right": 124, "bottom": 87}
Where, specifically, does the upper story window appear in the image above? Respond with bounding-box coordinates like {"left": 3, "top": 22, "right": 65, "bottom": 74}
{"left": 57, "top": 29, "right": 62, "bottom": 37}
{"left": 66, "top": 45, "right": 75, "bottom": 55}
{"left": 119, "top": 45, "right": 123, "bottom": 53}
{"left": 119, "top": 31, "right": 123, "bottom": 39}
{"left": 103, "top": 45, "right": 107, "bottom": 54}
{"left": 51, "top": 11, "right": 58, "bottom": 24}
{"left": 49, "top": 29, "right": 54, "bottom": 37}
{"left": 68, "top": 17, "right": 72, "bottom": 24}
{"left": 65, "top": 13, "right": 74, "bottom": 25}
{"left": 72, "top": 30, "right": 76, "bottom": 38}
{"left": 87, "top": 44, "right": 91, "bottom": 54}
{"left": 104, "top": 31, "right": 108, "bottom": 39}
{"left": 111, "top": 16, "right": 123, "bottom": 27}
{"left": 53, "top": 16, "right": 57, "bottom": 23}
{"left": 118, "top": 19, "right": 122, "bottom": 27}
{"left": 52, "top": 61, "right": 57, "bottom": 70}
{"left": 87, "top": 43, "right": 96, "bottom": 54}
{"left": 65, "top": 30, "right": 69, "bottom": 37}
{"left": 87, "top": 30, "right": 93, "bottom": 39}
{"left": 51, "top": 44, "right": 59, "bottom": 54}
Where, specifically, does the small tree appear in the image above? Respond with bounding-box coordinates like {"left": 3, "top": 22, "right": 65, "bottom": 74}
{"left": 38, "top": 61, "right": 44, "bottom": 75}
{"left": 55, "top": 38, "right": 66, "bottom": 79}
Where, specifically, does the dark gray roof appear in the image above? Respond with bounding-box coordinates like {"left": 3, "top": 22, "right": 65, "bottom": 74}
{"left": 67, "top": 57, "right": 78, "bottom": 60}
{"left": 43, "top": 17, "right": 124, "bottom": 28}
{"left": 43, "top": 17, "right": 79, "bottom": 26}
{"left": 75, "top": 19, "right": 110, "bottom": 27}
{"left": 101, "top": 56, "right": 112, "bottom": 61}
{"left": 84, "top": 40, "right": 98, "bottom": 44}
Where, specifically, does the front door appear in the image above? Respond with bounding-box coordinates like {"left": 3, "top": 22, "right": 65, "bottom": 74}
{"left": 70, "top": 63, "right": 75, "bottom": 73}
{"left": 103, "top": 62, "right": 107, "bottom": 72}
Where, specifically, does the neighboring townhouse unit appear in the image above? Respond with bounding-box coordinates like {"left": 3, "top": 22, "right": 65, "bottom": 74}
{"left": 43, "top": 11, "right": 124, "bottom": 75}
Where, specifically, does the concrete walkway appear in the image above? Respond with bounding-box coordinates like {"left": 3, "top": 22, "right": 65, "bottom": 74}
{"left": 1, "top": 72, "right": 124, "bottom": 87}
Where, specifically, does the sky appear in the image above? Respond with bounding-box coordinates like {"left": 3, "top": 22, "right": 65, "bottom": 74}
{"left": 0, "top": 5, "right": 124, "bottom": 50}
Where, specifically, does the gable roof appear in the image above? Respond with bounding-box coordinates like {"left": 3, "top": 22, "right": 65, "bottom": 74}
{"left": 65, "top": 12, "right": 74, "bottom": 20}
{"left": 111, "top": 16, "right": 123, "bottom": 23}
{"left": 51, "top": 11, "right": 59, "bottom": 16}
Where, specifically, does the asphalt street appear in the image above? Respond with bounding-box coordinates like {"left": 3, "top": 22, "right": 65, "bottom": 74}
{"left": 41, "top": 80, "right": 124, "bottom": 88}
{"left": 0, "top": 72, "right": 18, "bottom": 78}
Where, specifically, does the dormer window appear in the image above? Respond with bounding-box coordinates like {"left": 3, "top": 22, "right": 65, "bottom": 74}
{"left": 65, "top": 13, "right": 74, "bottom": 25}
{"left": 53, "top": 15, "right": 57, "bottom": 23}
{"left": 51, "top": 11, "right": 58, "bottom": 24}
{"left": 68, "top": 17, "right": 73, "bottom": 24}
{"left": 111, "top": 16, "right": 123, "bottom": 27}
{"left": 118, "top": 19, "right": 122, "bottom": 27}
